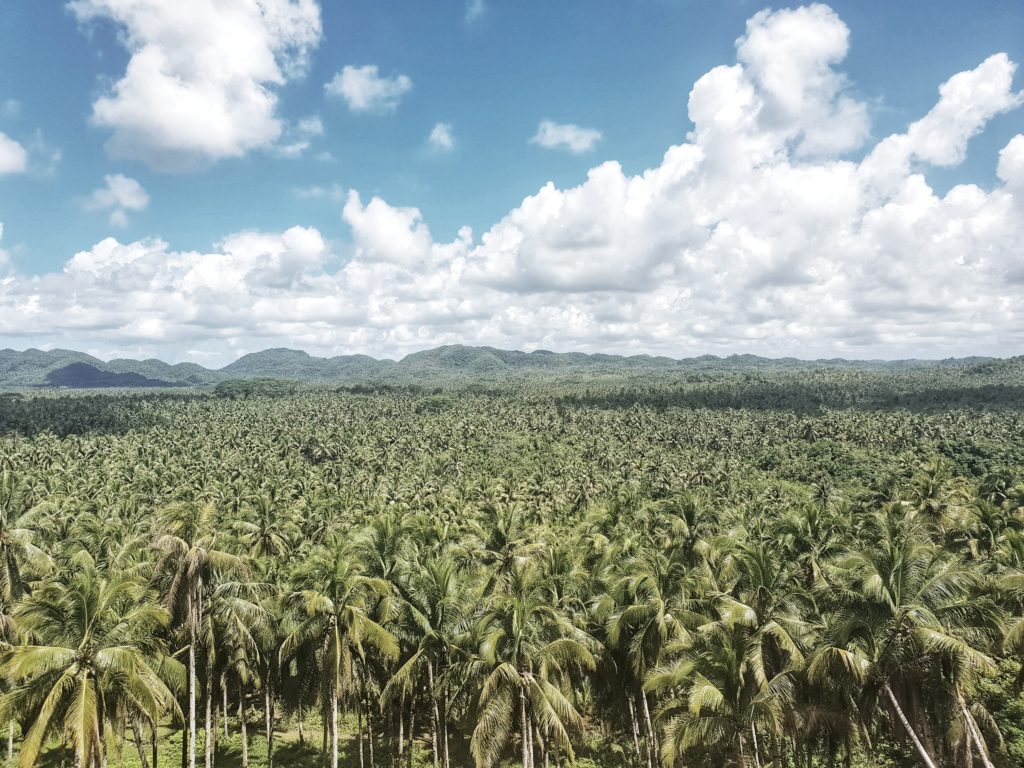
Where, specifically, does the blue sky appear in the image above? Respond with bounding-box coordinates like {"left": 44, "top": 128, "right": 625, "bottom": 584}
{"left": 0, "top": 1, "right": 1023, "bottom": 363}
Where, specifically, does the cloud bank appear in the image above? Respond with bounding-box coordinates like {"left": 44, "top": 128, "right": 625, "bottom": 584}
{"left": 3, "top": 4, "right": 1023, "bottom": 364}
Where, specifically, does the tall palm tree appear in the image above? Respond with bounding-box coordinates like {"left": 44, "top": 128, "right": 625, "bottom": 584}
{"left": 470, "top": 560, "right": 597, "bottom": 768}
{"left": 809, "top": 508, "right": 1002, "bottom": 768}
{"left": 386, "top": 555, "right": 469, "bottom": 768}
{"left": 280, "top": 539, "right": 398, "bottom": 768}
{"left": 153, "top": 502, "right": 243, "bottom": 768}
{"left": 0, "top": 564, "right": 182, "bottom": 768}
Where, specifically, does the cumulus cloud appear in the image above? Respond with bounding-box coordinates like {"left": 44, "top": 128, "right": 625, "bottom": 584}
{"left": 325, "top": 65, "right": 413, "bottom": 114}
{"left": 531, "top": 120, "right": 602, "bottom": 154}
{"left": 735, "top": 3, "right": 869, "bottom": 157}
{"left": 86, "top": 174, "right": 150, "bottom": 227}
{"left": 68, "top": 0, "right": 322, "bottom": 169}
{"left": 999, "top": 134, "right": 1024, "bottom": 189}
{"left": 3, "top": 4, "right": 1024, "bottom": 363}
{"left": 0, "top": 133, "right": 28, "bottom": 174}
{"left": 427, "top": 122, "right": 455, "bottom": 153}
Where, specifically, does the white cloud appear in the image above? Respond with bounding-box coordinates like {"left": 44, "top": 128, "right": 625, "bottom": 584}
{"left": 69, "top": 0, "right": 322, "bottom": 170}
{"left": 0, "top": 133, "right": 28, "bottom": 174}
{"left": 292, "top": 183, "right": 344, "bottom": 201}
{"left": 3, "top": 5, "right": 1024, "bottom": 363}
{"left": 531, "top": 120, "right": 602, "bottom": 154}
{"left": 0, "top": 224, "right": 9, "bottom": 269}
{"left": 735, "top": 3, "right": 869, "bottom": 157}
{"left": 998, "top": 134, "right": 1024, "bottom": 189}
{"left": 1, "top": 100, "right": 20, "bottom": 119}
{"left": 274, "top": 114, "right": 325, "bottom": 158}
{"left": 325, "top": 65, "right": 413, "bottom": 114}
{"left": 465, "top": 0, "right": 485, "bottom": 24}
{"left": 86, "top": 174, "right": 150, "bottom": 227}
{"left": 427, "top": 122, "right": 455, "bottom": 153}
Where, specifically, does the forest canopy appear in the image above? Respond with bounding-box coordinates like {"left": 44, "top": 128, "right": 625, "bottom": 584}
{"left": 0, "top": 367, "right": 1022, "bottom": 768}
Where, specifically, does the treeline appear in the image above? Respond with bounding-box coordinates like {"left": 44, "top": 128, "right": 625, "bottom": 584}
{"left": 0, "top": 381, "right": 1022, "bottom": 768}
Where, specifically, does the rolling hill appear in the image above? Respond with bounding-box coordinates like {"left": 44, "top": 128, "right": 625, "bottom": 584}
{"left": 0, "top": 345, "right": 1019, "bottom": 389}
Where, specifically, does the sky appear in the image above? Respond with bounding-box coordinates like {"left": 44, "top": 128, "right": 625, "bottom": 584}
{"left": 0, "top": 0, "right": 1023, "bottom": 366}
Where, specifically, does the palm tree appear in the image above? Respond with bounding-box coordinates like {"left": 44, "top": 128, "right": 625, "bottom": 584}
{"left": 0, "top": 563, "right": 182, "bottom": 768}
{"left": 470, "top": 559, "right": 597, "bottom": 768}
{"left": 604, "top": 547, "right": 692, "bottom": 768}
{"left": 0, "top": 471, "right": 50, "bottom": 603}
{"left": 280, "top": 538, "right": 398, "bottom": 768}
{"left": 809, "top": 507, "right": 1002, "bottom": 768}
{"left": 648, "top": 626, "right": 796, "bottom": 768}
{"left": 153, "top": 502, "right": 243, "bottom": 768}
{"left": 386, "top": 555, "right": 470, "bottom": 768}
{"left": 202, "top": 580, "right": 275, "bottom": 768}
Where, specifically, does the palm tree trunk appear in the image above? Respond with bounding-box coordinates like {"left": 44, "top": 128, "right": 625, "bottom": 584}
{"left": 205, "top": 663, "right": 214, "bottom": 768}
{"left": 265, "top": 681, "right": 273, "bottom": 768}
{"left": 407, "top": 696, "right": 416, "bottom": 768}
{"left": 239, "top": 681, "right": 249, "bottom": 768}
{"left": 321, "top": 703, "right": 328, "bottom": 768}
{"left": 189, "top": 588, "right": 198, "bottom": 768}
{"left": 298, "top": 698, "right": 305, "bottom": 747}
{"left": 332, "top": 625, "right": 340, "bottom": 768}
{"left": 397, "top": 704, "right": 404, "bottom": 766}
{"left": 358, "top": 704, "right": 365, "bottom": 768}
{"left": 368, "top": 701, "right": 376, "bottom": 768}
{"left": 132, "top": 722, "right": 151, "bottom": 768}
{"left": 520, "top": 687, "right": 530, "bottom": 768}
{"left": 331, "top": 684, "right": 339, "bottom": 768}
{"left": 222, "top": 674, "right": 229, "bottom": 740}
{"left": 427, "top": 660, "right": 439, "bottom": 768}
{"left": 639, "top": 692, "right": 654, "bottom": 768}
{"left": 627, "top": 695, "right": 642, "bottom": 766}
{"left": 152, "top": 720, "right": 158, "bottom": 768}
{"left": 958, "top": 694, "right": 995, "bottom": 768}
{"left": 441, "top": 692, "right": 450, "bottom": 768}
{"left": 883, "top": 683, "right": 937, "bottom": 768}
{"left": 752, "top": 724, "right": 762, "bottom": 768}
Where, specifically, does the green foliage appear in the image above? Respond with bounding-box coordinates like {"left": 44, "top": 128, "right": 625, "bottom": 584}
{"left": 0, "top": 370, "right": 1021, "bottom": 768}
{"left": 213, "top": 379, "right": 299, "bottom": 399}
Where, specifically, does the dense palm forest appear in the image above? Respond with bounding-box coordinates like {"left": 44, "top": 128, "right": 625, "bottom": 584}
{"left": 1, "top": 369, "right": 1024, "bottom": 768}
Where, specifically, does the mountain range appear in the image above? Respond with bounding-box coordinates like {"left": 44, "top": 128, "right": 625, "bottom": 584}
{"left": 0, "top": 345, "right": 1017, "bottom": 389}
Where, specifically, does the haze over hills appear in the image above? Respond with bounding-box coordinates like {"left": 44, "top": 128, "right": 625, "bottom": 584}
{"left": 0, "top": 345, "right": 1019, "bottom": 389}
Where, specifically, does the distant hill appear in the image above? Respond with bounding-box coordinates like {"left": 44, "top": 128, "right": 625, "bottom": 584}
{"left": 45, "top": 363, "right": 187, "bottom": 389}
{"left": 222, "top": 348, "right": 392, "bottom": 380}
{"left": 0, "top": 348, "right": 106, "bottom": 386}
{"left": 0, "top": 344, "right": 1020, "bottom": 390}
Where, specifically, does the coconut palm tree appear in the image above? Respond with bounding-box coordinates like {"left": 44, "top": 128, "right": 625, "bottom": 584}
{"left": 153, "top": 502, "right": 244, "bottom": 768}
{"left": 280, "top": 538, "right": 398, "bottom": 768}
{"left": 809, "top": 507, "right": 1002, "bottom": 768}
{"left": 0, "top": 563, "right": 182, "bottom": 768}
{"left": 470, "top": 559, "right": 597, "bottom": 768}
